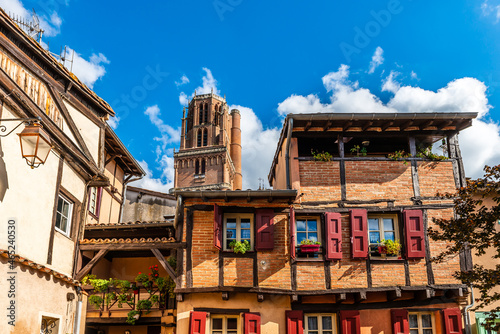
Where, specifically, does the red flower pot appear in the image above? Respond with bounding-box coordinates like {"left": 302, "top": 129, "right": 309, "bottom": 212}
{"left": 300, "top": 244, "right": 320, "bottom": 253}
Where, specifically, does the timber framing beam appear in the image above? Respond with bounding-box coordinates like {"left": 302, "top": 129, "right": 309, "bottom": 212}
{"left": 151, "top": 248, "right": 177, "bottom": 284}
{"left": 75, "top": 249, "right": 108, "bottom": 281}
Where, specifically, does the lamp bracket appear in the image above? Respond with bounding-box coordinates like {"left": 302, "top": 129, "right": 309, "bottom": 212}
{"left": 0, "top": 117, "right": 42, "bottom": 137}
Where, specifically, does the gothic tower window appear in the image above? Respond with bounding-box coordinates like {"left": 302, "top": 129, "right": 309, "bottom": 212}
{"left": 204, "top": 103, "right": 209, "bottom": 123}
{"left": 197, "top": 129, "right": 202, "bottom": 147}
{"left": 199, "top": 104, "right": 204, "bottom": 124}
{"left": 203, "top": 128, "right": 208, "bottom": 146}
{"left": 195, "top": 160, "right": 200, "bottom": 175}
{"left": 201, "top": 159, "right": 206, "bottom": 174}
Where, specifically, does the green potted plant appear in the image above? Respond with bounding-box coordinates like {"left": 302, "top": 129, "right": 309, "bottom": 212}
{"left": 88, "top": 295, "right": 103, "bottom": 309}
{"left": 229, "top": 240, "right": 251, "bottom": 254}
{"left": 126, "top": 310, "right": 141, "bottom": 325}
{"left": 299, "top": 239, "right": 321, "bottom": 253}
{"left": 311, "top": 150, "right": 332, "bottom": 161}
{"left": 378, "top": 239, "right": 401, "bottom": 257}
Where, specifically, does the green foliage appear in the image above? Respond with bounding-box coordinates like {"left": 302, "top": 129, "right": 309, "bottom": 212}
{"left": 229, "top": 240, "right": 251, "bottom": 254}
{"left": 88, "top": 295, "right": 103, "bottom": 309}
{"left": 350, "top": 145, "right": 367, "bottom": 157}
{"left": 136, "top": 299, "right": 152, "bottom": 311}
{"left": 300, "top": 239, "right": 321, "bottom": 245}
{"left": 429, "top": 165, "right": 500, "bottom": 331}
{"left": 388, "top": 146, "right": 447, "bottom": 165}
{"left": 135, "top": 273, "right": 149, "bottom": 284}
{"left": 150, "top": 294, "right": 160, "bottom": 306}
{"left": 104, "top": 292, "right": 117, "bottom": 307}
{"left": 387, "top": 150, "right": 412, "bottom": 164}
{"left": 81, "top": 274, "right": 96, "bottom": 286}
{"left": 117, "top": 293, "right": 133, "bottom": 308}
{"left": 126, "top": 310, "right": 140, "bottom": 325}
{"left": 311, "top": 150, "right": 332, "bottom": 161}
{"left": 113, "top": 279, "right": 131, "bottom": 293}
{"left": 381, "top": 239, "right": 401, "bottom": 255}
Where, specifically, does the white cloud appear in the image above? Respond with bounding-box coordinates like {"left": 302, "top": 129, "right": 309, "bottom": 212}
{"left": 175, "top": 75, "right": 190, "bottom": 86}
{"left": 129, "top": 160, "right": 174, "bottom": 193}
{"left": 229, "top": 105, "right": 281, "bottom": 189}
{"left": 368, "top": 47, "right": 384, "bottom": 74}
{"left": 481, "top": 1, "right": 500, "bottom": 23}
{"left": 179, "top": 92, "right": 188, "bottom": 106}
{"left": 66, "top": 48, "right": 110, "bottom": 89}
{"left": 277, "top": 63, "right": 499, "bottom": 179}
{"left": 0, "top": 0, "right": 63, "bottom": 37}
{"left": 382, "top": 71, "right": 401, "bottom": 94}
{"left": 195, "top": 67, "right": 220, "bottom": 95}
{"left": 107, "top": 116, "right": 120, "bottom": 129}
{"left": 411, "top": 71, "right": 418, "bottom": 80}
{"left": 144, "top": 105, "right": 181, "bottom": 149}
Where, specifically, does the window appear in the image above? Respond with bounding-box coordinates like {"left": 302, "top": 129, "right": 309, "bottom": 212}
{"left": 204, "top": 103, "right": 209, "bottom": 123}
{"left": 368, "top": 214, "right": 398, "bottom": 256}
{"left": 197, "top": 129, "right": 202, "bottom": 147}
{"left": 195, "top": 160, "right": 200, "bottom": 175}
{"left": 55, "top": 195, "right": 72, "bottom": 236}
{"left": 211, "top": 315, "right": 239, "bottom": 334}
{"left": 296, "top": 217, "right": 320, "bottom": 244}
{"left": 88, "top": 187, "right": 101, "bottom": 217}
{"left": 201, "top": 159, "right": 206, "bottom": 174}
{"left": 40, "top": 315, "right": 60, "bottom": 334}
{"left": 223, "top": 213, "right": 253, "bottom": 251}
{"left": 305, "top": 314, "right": 336, "bottom": 334}
{"left": 203, "top": 128, "right": 208, "bottom": 146}
{"left": 409, "top": 313, "right": 434, "bottom": 334}
{"left": 199, "top": 105, "right": 204, "bottom": 124}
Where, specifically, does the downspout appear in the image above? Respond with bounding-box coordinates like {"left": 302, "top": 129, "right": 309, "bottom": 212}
{"left": 464, "top": 285, "right": 475, "bottom": 334}
{"left": 73, "top": 287, "right": 83, "bottom": 334}
{"left": 285, "top": 117, "right": 293, "bottom": 190}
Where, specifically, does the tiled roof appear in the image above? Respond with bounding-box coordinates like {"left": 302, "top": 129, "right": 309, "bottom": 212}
{"left": 86, "top": 220, "right": 173, "bottom": 227}
{"left": 80, "top": 237, "right": 175, "bottom": 244}
{"left": 0, "top": 250, "right": 79, "bottom": 285}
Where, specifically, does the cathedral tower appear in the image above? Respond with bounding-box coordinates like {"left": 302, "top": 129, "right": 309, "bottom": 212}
{"left": 173, "top": 91, "right": 242, "bottom": 191}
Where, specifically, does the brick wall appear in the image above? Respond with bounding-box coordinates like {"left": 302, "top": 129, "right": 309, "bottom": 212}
{"left": 191, "top": 210, "right": 219, "bottom": 287}
{"left": 371, "top": 262, "right": 406, "bottom": 287}
{"left": 296, "top": 263, "right": 326, "bottom": 290}
{"left": 224, "top": 258, "right": 253, "bottom": 287}
{"left": 298, "top": 161, "right": 341, "bottom": 202}
{"left": 418, "top": 161, "right": 456, "bottom": 197}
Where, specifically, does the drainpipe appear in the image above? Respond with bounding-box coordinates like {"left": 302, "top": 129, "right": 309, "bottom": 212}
{"left": 464, "top": 285, "right": 475, "bottom": 334}
{"left": 73, "top": 287, "right": 83, "bottom": 334}
{"left": 285, "top": 117, "right": 293, "bottom": 190}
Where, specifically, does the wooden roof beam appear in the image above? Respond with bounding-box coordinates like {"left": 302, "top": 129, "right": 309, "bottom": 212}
{"left": 343, "top": 121, "right": 353, "bottom": 132}
{"left": 362, "top": 121, "right": 374, "bottom": 131}
{"left": 304, "top": 121, "right": 312, "bottom": 132}
{"left": 382, "top": 121, "right": 394, "bottom": 131}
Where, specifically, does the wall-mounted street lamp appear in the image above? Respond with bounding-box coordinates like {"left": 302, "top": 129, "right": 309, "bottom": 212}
{"left": 0, "top": 117, "right": 52, "bottom": 168}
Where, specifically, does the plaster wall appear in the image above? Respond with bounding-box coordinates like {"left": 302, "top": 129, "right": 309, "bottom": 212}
{"left": 63, "top": 100, "right": 101, "bottom": 164}
{"left": 0, "top": 256, "right": 78, "bottom": 334}
{"left": 122, "top": 188, "right": 176, "bottom": 223}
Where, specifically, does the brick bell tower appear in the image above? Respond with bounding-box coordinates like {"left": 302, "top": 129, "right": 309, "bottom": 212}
{"left": 173, "top": 90, "right": 242, "bottom": 191}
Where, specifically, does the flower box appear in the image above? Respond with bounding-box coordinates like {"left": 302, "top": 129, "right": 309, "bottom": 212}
{"left": 300, "top": 244, "right": 320, "bottom": 253}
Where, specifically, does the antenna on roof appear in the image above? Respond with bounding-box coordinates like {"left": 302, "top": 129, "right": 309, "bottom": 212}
{"left": 10, "top": 9, "right": 44, "bottom": 44}
{"left": 47, "top": 45, "right": 75, "bottom": 72}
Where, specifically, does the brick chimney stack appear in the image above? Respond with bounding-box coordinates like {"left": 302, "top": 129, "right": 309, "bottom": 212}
{"left": 230, "top": 109, "right": 242, "bottom": 190}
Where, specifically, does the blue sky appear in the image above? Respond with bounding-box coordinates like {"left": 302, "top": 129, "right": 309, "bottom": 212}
{"left": 2, "top": 0, "right": 500, "bottom": 191}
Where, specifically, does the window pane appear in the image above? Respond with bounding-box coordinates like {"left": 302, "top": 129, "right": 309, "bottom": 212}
{"left": 384, "top": 232, "right": 395, "bottom": 241}
{"left": 226, "top": 220, "right": 237, "bottom": 229}
{"left": 241, "top": 222, "right": 251, "bottom": 229}
{"left": 309, "top": 332, "right": 318, "bottom": 334}
{"left": 308, "top": 316, "right": 318, "bottom": 330}
{"left": 55, "top": 213, "right": 62, "bottom": 230}
{"left": 308, "top": 233, "right": 318, "bottom": 242}
{"left": 410, "top": 330, "right": 419, "bottom": 334}
{"left": 409, "top": 315, "right": 418, "bottom": 328}
{"left": 212, "top": 318, "right": 223, "bottom": 330}
{"left": 324, "top": 332, "right": 333, "bottom": 334}
{"left": 322, "top": 316, "right": 333, "bottom": 330}
{"left": 58, "top": 216, "right": 68, "bottom": 232}
{"left": 226, "top": 240, "right": 233, "bottom": 249}
{"left": 369, "top": 218, "right": 379, "bottom": 231}
{"left": 297, "top": 232, "right": 307, "bottom": 244}
{"left": 57, "top": 198, "right": 63, "bottom": 213}
{"left": 62, "top": 201, "right": 70, "bottom": 217}
{"left": 423, "top": 329, "right": 433, "bottom": 334}
{"left": 297, "top": 220, "right": 306, "bottom": 231}
{"left": 307, "top": 220, "right": 317, "bottom": 232}
{"left": 227, "top": 318, "right": 237, "bottom": 329}
{"left": 226, "top": 229, "right": 236, "bottom": 239}
{"left": 369, "top": 232, "right": 380, "bottom": 243}
{"left": 422, "top": 315, "right": 432, "bottom": 328}
{"left": 241, "top": 229, "right": 251, "bottom": 239}
{"left": 383, "top": 218, "right": 394, "bottom": 231}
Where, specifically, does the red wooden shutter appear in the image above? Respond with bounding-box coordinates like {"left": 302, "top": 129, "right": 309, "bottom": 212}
{"left": 340, "top": 310, "right": 360, "bottom": 334}
{"left": 286, "top": 310, "right": 303, "bottom": 334}
{"left": 256, "top": 209, "right": 275, "bottom": 250}
{"left": 213, "top": 204, "right": 222, "bottom": 250}
{"left": 443, "top": 308, "right": 463, "bottom": 334}
{"left": 391, "top": 309, "right": 409, "bottom": 334}
{"left": 325, "top": 212, "right": 343, "bottom": 260}
{"left": 403, "top": 210, "right": 425, "bottom": 259}
{"left": 350, "top": 209, "right": 368, "bottom": 259}
{"left": 244, "top": 312, "right": 261, "bottom": 334}
{"left": 189, "top": 311, "right": 207, "bottom": 334}
{"left": 290, "top": 206, "right": 296, "bottom": 259}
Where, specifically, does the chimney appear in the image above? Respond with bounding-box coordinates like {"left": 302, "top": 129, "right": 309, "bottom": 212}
{"left": 230, "top": 109, "right": 242, "bottom": 190}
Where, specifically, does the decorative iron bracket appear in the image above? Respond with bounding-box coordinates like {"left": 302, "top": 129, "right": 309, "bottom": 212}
{"left": 0, "top": 117, "right": 41, "bottom": 137}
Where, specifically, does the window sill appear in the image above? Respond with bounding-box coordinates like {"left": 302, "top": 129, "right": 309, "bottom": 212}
{"left": 221, "top": 251, "right": 255, "bottom": 258}
{"left": 294, "top": 257, "right": 324, "bottom": 263}
{"left": 55, "top": 228, "right": 73, "bottom": 241}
